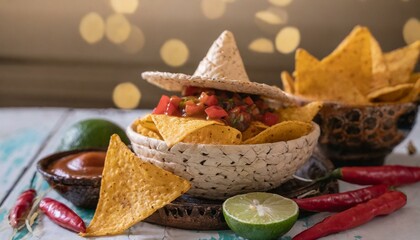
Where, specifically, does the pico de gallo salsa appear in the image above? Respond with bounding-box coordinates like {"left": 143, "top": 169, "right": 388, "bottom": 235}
{"left": 152, "top": 86, "right": 279, "bottom": 132}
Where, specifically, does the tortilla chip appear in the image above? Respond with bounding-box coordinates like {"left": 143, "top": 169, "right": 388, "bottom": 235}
{"left": 136, "top": 122, "right": 162, "bottom": 140}
{"left": 242, "top": 121, "right": 269, "bottom": 141}
{"left": 182, "top": 125, "right": 242, "bottom": 144}
{"left": 280, "top": 71, "right": 295, "bottom": 94}
{"left": 277, "top": 101, "right": 323, "bottom": 123}
{"left": 151, "top": 114, "right": 223, "bottom": 147}
{"left": 82, "top": 135, "right": 191, "bottom": 237}
{"left": 385, "top": 41, "right": 420, "bottom": 85}
{"left": 244, "top": 121, "right": 313, "bottom": 144}
{"left": 367, "top": 83, "right": 414, "bottom": 102}
{"left": 138, "top": 114, "right": 158, "bottom": 132}
{"left": 369, "top": 36, "right": 391, "bottom": 92}
{"left": 294, "top": 46, "right": 369, "bottom": 104}
{"left": 409, "top": 72, "right": 420, "bottom": 84}
{"left": 321, "top": 26, "right": 376, "bottom": 96}
{"left": 398, "top": 79, "right": 420, "bottom": 103}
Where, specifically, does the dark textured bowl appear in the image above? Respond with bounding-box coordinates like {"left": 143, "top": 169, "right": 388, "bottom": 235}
{"left": 37, "top": 148, "right": 105, "bottom": 208}
{"left": 315, "top": 101, "right": 418, "bottom": 166}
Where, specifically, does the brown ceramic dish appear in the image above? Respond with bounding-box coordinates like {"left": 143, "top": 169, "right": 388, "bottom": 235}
{"left": 37, "top": 148, "right": 105, "bottom": 208}
{"left": 315, "top": 101, "right": 418, "bottom": 166}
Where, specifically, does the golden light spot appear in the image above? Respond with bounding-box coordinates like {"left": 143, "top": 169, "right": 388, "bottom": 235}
{"left": 120, "top": 25, "right": 145, "bottom": 54}
{"left": 160, "top": 39, "right": 189, "bottom": 67}
{"left": 106, "top": 14, "right": 131, "bottom": 44}
{"left": 269, "top": 0, "right": 293, "bottom": 6}
{"left": 249, "top": 38, "right": 275, "bottom": 53}
{"left": 403, "top": 18, "right": 420, "bottom": 45}
{"left": 255, "top": 10, "right": 285, "bottom": 25}
{"left": 110, "top": 0, "right": 139, "bottom": 14}
{"left": 201, "top": 0, "right": 226, "bottom": 20}
{"left": 275, "top": 27, "right": 300, "bottom": 54}
{"left": 79, "top": 12, "right": 105, "bottom": 44}
{"left": 112, "top": 82, "right": 141, "bottom": 109}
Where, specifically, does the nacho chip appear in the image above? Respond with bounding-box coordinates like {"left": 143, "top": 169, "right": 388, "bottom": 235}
{"left": 398, "top": 78, "right": 420, "bottom": 103}
{"left": 82, "top": 135, "right": 191, "bottom": 237}
{"left": 280, "top": 71, "right": 295, "bottom": 94}
{"left": 321, "top": 26, "right": 377, "bottom": 96}
{"left": 136, "top": 122, "right": 162, "bottom": 140}
{"left": 409, "top": 72, "right": 420, "bottom": 84}
{"left": 138, "top": 114, "right": 158, "bottom": 132}
{"left": 384, "top": 41, "right": 420, "bottom": 85}
{"left": 244, "top": 121, "right": 313, "bottom": 144}
{"left": 277, "top": 101, "right": 323, "bottom": 123}
{"left": 369, "top": 36, "right": 391, "bottom": 91}
{"left": 294, "top": 47, "right": 369, "bottom": 104}
{"left": 182, "top": 125, "right": 242, "bottom": 144}
{"left": 242, "top": 121, "right": 269, "bottom": 141}
{"left": 151, "top": 114, "right": 223, "bottom": 147}
{"left": 367, "top": 83, "right": 414, "bottom": 102}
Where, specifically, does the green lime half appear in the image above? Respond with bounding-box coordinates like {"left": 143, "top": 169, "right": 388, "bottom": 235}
{"left": 57, "top": 118, "right": 130, "bottom": 151}
{"left": 223, "top": 192, "right": 298, "bottom": 240}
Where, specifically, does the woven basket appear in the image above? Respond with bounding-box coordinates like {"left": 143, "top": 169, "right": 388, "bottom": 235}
{"left": 127, "top": 122, "right": 320, "bottom": 199}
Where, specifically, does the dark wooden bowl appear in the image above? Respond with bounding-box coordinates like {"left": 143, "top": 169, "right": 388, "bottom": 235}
{"left": 315, "top": 101, "right": 418, "bottom": 167}
{"left": 36, "top": 148, "right": 105, "bottom": 208}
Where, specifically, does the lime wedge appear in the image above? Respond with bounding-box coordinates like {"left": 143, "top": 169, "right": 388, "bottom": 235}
{"left": 222, "top": 192, "right": 298, "bottom": 240}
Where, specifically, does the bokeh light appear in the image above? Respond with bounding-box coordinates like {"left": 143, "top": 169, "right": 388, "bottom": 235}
{"left": 110, "top": 0, "right": 139, "bottom": 14}
{"left": 160, "top": 39, "right": 189, "bottom": 67}
{"left": 269, "top": 0, "right": 293, "bottom": 6}
{"left": 112, "top": 82, "right": 141, "bottom": 109}
{"left": 120, "top": 25, "right": 145, "bottom": 54}
{"left": 105, "top": 14, "right": 132, "bottom": 44}
{"left": 255, "top": 10, "right": 285, "bottom": 25}
{"left": 249, "top": 38, "right": 275, "bottom": 53}
{"left": 403, "top": 18, "right": 420, "bottom": 44}
{"left": 79, "top": 12, "right": 105, "bottom": 44}
{"left": 201, "top": 0, "right": 226, "bottom": 20}
{"left": 275, "top": 26, "right": 300, "bottom": 54}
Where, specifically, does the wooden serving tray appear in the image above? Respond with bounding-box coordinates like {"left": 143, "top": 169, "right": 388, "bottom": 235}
{"left": 144, "top": 149, "right": 338, "bottom": 230}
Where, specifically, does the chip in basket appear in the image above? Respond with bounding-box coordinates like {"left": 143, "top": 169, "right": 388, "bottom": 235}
{"left": 151, "top": 114, "right": 223, "bottom": 147}
{"left": 182, "top": 124, "right": 242, "bottom": 144}
{"left": 276, "top": 101, "right": 323, "bottom": 123}
{"left": 241, "top": 121, "right": 269, "bottom": 141}
{"left": 244, "top": 121, "right": 313, "bottom": 144}
{"left": 82, "top": 135, "right": 191, "bottom": 237}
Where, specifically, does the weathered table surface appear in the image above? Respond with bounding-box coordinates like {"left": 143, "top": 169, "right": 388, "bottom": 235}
{"left": 0, "top": 107, "right": 419, "bottom": 240}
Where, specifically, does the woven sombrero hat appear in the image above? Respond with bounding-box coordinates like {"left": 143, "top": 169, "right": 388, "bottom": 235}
{"left": 142, "top": 30, "right": 296, "bottom": 103}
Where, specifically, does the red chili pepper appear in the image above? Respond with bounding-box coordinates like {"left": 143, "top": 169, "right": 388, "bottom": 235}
{"left": 293, "top": 191, "right": 407, "bottom": 240}
{"left": 293, "top": 184, "right": 389, "bottom": 212}
{"left": 39, "top": 198, "right": 86, "bottom": 233}
{"left": 8, "top": 189, "right": 37, "bottom": 228}
{"left": 331, "top": 165, "right": 420, "bottom": 186}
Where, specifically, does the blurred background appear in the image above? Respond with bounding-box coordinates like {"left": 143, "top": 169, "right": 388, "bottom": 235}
{"left": 0, "top": 0, "right": 419, "bottom": 109}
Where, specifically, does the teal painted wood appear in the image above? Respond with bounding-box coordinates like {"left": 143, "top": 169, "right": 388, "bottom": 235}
{"left": 0, "top": 108, "right": 419, "bottom": 240}
{"left": 0, "top": 108, "right": 67, "bottom": 202}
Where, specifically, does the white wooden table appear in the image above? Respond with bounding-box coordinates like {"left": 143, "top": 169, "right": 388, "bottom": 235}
{"left": 0, "top": 107, "right": 419, "bottom": 240}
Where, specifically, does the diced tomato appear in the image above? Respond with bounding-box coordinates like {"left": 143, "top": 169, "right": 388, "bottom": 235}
{"left": 185, "top": 102, "right": 205, "bottom": 116}
{"left": 182, "top": 86, "right": 201, "bottom": 96}
{"left": 244, "top": 96, "right": 254, "bottom": 106}
{"left": 198, "top": 92, "right": 209, "bottom": 104}
{"left": 205, "top": 106, "right": 228, "bottom": 119}
{"left": 166, "top": 101, "right": 180, "bottom": 116}
{"left": 262, "top": 112, "right": 279, "bottom": 126}
{"left": 152, "top": 95, "right": 170, "bottom": 114}
{"left": 205, "top": 95, "right": 218, "bottom": 106}
{"left": 169, "top": 96, "right": 182, "bottom": 108}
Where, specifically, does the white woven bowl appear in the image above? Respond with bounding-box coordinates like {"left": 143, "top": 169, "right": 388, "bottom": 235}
{"left": 127, "top": 121, "right": 320, "bottom": 200}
